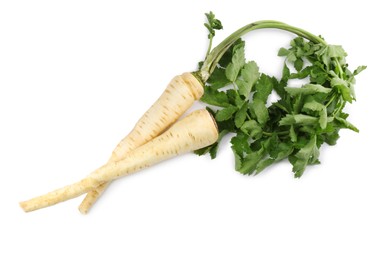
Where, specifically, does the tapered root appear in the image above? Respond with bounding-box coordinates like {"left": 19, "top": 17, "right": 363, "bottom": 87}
{"left": 20, "top": 109, "right": 218, "bottom": 213}
{"left": 78, "top": 72, "right": 204, "bottom": 214}
{"left": 78, "top": 183, "right": 109, "bottom": 214}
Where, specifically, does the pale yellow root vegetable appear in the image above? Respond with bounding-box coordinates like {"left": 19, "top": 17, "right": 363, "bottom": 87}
{"left": 78, "top": 72, "right": 204, "bottom": 214}
{"left": 20, "top": 109, "right": 218, "bottom": 213}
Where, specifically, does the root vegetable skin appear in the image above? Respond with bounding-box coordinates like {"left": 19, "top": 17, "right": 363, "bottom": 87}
{"left": 78, "top": 72, "right": 204, "bottom": 213}
{"left": 111, "top": 72, "right": 204, "bottom": 157}
{"left": 20, "top": 109, "right": 218, "bottom": 212}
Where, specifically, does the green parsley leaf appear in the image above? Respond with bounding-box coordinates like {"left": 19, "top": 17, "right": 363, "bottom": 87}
{"left": 218, "top": 39, "right": 244, "bottom": 68}
{"left": 254, "top": 74, "right": 275, "bottom": 103}
{"left": 330, "top": 76, "right": 353, "bottom": 102}
{"left": 207, "top": 67, "right": 230, "bottom": 90}
{"left": 294, "top": 58, "right": 304, "bottom": 71}
{"left": 250, "top": 99, "right": 269, "bottom": 126}
{"left": 310, "top": 62, "right": 328, "bottom": 84}
{"left": 279, "top": 114, "right": 318, "bottom": 126}
{"left": 334, "top": 116, "right": 359, "bottom": 132}
{"left": 302, "top": 100, "right": 327, "bottom": 129}
{"left": 234, "top": 102, "right": 248, "bottom": 128}
{"left": 289, "top": 125, "right": 297, "bottom": 142}
{"left": 290, "top": 135, "right": 320, "bottom": 178}
{"left": 240, "top": 120, "right": 262, "bottom": 139}
{"left": 353, "top": 65, "right": 367, "bottom": 76}
{"left": 290, "top": 66, "right": 312, "bottom": 79}
{"left": 285, "top": 84, "right": 331, "bottom": 96}
{"left": 236, "top": 61, "right": 260, "bottom": 99}
{"left": 278, "top": 47, "right": 290, "bottom": 57}
{"left": 204, "top": 11, "right": 223, "bottom": 38}
{"left": 200, "top": 86, "right": 230, "bottom": 107}
{"left": 273, "top": 63, "right": 290, "bottom": 97}
{"left": 225, "top": 42, "right": 246, "bottom": 82}
{"left": 239, "top": 149, "right": 265, "bottom": 174}
{"left": 215, "top": 105, "right": 238, "bottom": 121}
{"left": 231, "top": 131, "right": 251, "bottom": 155}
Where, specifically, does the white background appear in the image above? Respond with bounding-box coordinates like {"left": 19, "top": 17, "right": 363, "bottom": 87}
{"left": 1, "top": 1, "right": 389, "bottom": 259}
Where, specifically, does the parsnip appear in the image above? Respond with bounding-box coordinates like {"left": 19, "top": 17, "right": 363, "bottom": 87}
{"left": 78, "top": 72, "right": 204, "bottom": 213}
{"left": 20, "top": 109, "right": 218, "bottom": 212}
{"left": 19, "top": 13, "right": 352, "bottom": 215}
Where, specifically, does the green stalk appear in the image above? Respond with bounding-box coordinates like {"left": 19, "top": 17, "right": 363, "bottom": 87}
{"left": 199, "top": 20, "right": 327, "bottom": 82}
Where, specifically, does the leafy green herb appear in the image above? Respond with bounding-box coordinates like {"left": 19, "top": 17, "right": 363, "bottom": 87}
{"left": 204, "top": 11, "right": 223, "bottom": 39}
{"left": 196, "top": 15, "right": 365, "bottom": 177}
{"left": 203, "top": 11, "right": 223, "bottom": 59}
{"left": 289, "top": 135, "right": 320, "bottom": 177}
{"left": 225, "top": 41, "right": 246, "bottom": 82}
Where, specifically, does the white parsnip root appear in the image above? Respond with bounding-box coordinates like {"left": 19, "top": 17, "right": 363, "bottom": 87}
{"left": 20, "top": 109, "right": 218, "bottom": 212}
{"left": 78, "top": 72, "right": 204, "bottom": 214}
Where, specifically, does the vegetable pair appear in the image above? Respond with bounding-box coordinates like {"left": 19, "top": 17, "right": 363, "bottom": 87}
{"left": 79, "top": 72, "right": 205, "bottom": 214}
{"left": 21, "top": 109, "right": 218, "bottom": 212}
{"left": 20, "top": 12, "right": 364, "bottom": 213}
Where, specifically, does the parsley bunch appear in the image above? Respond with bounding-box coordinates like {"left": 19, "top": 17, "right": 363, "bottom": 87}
{"left": 195, "top": 13, "right": 365, "bottom": 177}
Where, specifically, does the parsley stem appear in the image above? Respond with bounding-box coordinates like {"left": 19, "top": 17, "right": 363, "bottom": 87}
{"left": 325, "top": 93, "right": 336, "bottom": 107}
{"left": 332, "top": 100, "right": 346, "bottom": 117}
{"left": 232, "top": 82, "right": 239, "bottom": 94}
{"left": 262, "top": 131, "right": 273, "bottom": 137}
{"left": 200, "top": 20, "right": 326, "bottom": 82}
{"left": 205, "top": 36, "right": 214, "bottom": 60}
{"left": 263, "top": 130, "right": 289, "bottom": 137}
{"left": 335, "top": 60, "right": 345, "bottom": 80}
